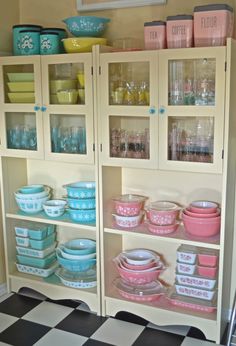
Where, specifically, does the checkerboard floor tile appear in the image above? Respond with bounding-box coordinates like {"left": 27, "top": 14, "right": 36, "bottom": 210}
{"left": 0, "top": 291, "right": 225, "bottom": 346}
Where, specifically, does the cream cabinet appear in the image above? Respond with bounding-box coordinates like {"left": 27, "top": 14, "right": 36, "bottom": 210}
{"left": 97, "top": 39, "right": 236, "bottom": 343}
{"left": 0, "top": 53, "right": 101, "bottom": 314}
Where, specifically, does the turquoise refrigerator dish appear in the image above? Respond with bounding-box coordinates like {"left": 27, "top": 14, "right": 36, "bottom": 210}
{"left": 12, "top": 24, "right": 42, "bottom": 55}
{"left": 16, "top": 251, "right": 56, "bottom": 268}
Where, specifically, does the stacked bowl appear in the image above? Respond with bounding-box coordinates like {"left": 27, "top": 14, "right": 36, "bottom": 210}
{"left": 182, "top": 200, "right": 221, "bottom": 237}
{"left": 14, "top": 184, "right": 51, "bottom": 214}
{"left": 62, "top": 16, "right": 110, "bottom": 53}
{"left": 113, "top": 248, "right": 166, "bottom": 302}
{"left": 63, "top": 181, "right": 96, "bottom": 223}
{"left": 145, "top": 201, "right": 180, "bottom": 235}
{"left": 112, "top": 194, "right": 147, "bottom": 228}
{"left": 56, "top": 238, "right": 97, "bottom": 288}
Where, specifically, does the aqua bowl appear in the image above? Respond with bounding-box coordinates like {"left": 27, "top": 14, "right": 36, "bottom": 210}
{"left": 19, "top": 184, "right": 44, "bottom": 194}
{"left": 56, "top": 248, "right": 96, "bottom": 272}
{"left": 62, "top": 238, "right": 96, "bottom": 255}
{"left": 62, "top": 16, "right": 110, "bottom": 37}
{"left": 66, "top": 197, "right": 95, "bottom": 210}
{"left": 68, "top": 208, "right": 96, "bottom": 223}
{"left": 63, "top": 181, "right": 95, "bottom": 199}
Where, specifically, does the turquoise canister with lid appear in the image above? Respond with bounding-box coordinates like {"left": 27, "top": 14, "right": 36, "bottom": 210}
{"left": 12, "top": 24, "right": 42, "bottom": 55}
{"left": 40, "top": 32, "right": 60, "bottom": 55}
{"left": 19, "top": 29, "right": 40, "bottom": 55}
{"left": 41, "top": 28, "right": 68, "bottom": 53}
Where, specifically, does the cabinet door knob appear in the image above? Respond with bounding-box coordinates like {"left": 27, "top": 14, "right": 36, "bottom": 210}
{"left": 41, "top": 106, "right": 47, "bottom": 112}
{"left": 149, "top": 106, "right": 156, "bottom": 115}
{"left": 159, "top": 106, "right": 166, "bottom": 115}
{"left": 34, "top": 105, "right": 40, "bottom": 111}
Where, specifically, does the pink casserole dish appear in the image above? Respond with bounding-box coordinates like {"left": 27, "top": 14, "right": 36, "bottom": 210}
{"left": 112, "top": 194, "right": 147, "bottom": 216}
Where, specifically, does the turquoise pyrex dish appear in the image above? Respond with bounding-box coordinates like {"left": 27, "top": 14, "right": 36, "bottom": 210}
{"left": 16, "top": 243, "right": 56, "bottom": 258}
{"left": 62, "top": 16, "right": 110, "bottom": 37}
{"left": 68, "top": 208, "right": 96, "bottom": 223}
{"left": 66, "top": 197, "right": 96, "bottom": 210}
{"left": 12, "top": 24, "right": 42, "bottom": 55}
{"left": 14, "top": 222, "right": 55, "bottom": 240}
{"left": 56, "top": 248, "right": 96, "bottom": 272}
{"left": 17, "top": 251, "right": 56, "bottom": 268}
{"left": 19, "top": 29, "right": 41, "bottom": 55}
{"left": 63, "top": 181, "right": 96, "bottom": 198}
{"left": 40, "top": 32, "right": 60, "bottom": 55}
{"left": 62, "top": 238, "right": 96, "bottom": 255}
{"left": 41, "top": 28, "right": 68, "bottom": 53}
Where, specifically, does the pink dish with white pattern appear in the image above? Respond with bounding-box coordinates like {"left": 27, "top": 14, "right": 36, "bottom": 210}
{"left": 112, "top": 194, "right": 147, "bottom": 216}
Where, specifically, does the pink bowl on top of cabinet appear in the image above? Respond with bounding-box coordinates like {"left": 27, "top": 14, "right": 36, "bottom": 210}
{"left": 145, "top": 201, "right": 180, "bottom": 226}
{"left": 112, "top": 194, "right": 147, "bottom": 216}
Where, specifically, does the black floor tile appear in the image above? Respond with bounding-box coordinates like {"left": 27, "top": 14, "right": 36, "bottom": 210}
{"left": 0, "top": 293, "right": 42, "bottom": 318}
{"left": 55, "top": 309, "right": 107, "bottom": 337}
{"left": 0, "top": 319, "right": 51, "bottom": 346}
{"left": 45, "top": 298, "right": 81, "bottom": 309}
{"left": 186, "top": 327, "right": 208, "bottom": 340}
{"left": 83, "top": 339, "right": 114, "bottom": 346}
{"left": 115, "top": 311, "right": 148, "bottom": 326}
{"left": 132, "top": 327, "right": 185, "bottom": 346}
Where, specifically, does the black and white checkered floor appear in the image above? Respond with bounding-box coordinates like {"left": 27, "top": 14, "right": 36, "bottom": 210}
{"left": 0, "top": 289, "right": 227, "bottom": 346}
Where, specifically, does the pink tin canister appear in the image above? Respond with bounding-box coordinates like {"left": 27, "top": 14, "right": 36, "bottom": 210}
{"left": 194, "top": 4, "right": 234, "bottom": 47}
{"left": 144, "top": 21, "right": 166, "bottom": 50}
{"left": 166, "top": 14, "right": 193, "bottom": 48}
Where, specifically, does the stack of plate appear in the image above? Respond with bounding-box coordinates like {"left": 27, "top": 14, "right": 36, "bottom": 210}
{"left": 7, "top": 72, "right": 35, "bottom": 103}
{"left": 15, "top": 221, "right": 58, "bottom": 277}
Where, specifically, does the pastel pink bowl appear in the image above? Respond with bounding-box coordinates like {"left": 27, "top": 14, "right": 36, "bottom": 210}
{"left": 112, "top": 194, "right": 147, "bottom": 216}
{"left": 184, "top": 207, "right": 220, "bottom": 218}
{"left": 121, "top": 259, "right": 157, "bottom": 271}
{"left": 197, "top": 253, "right": 218, "bottom": 267}
{"left": 189, "top": 201, "right": 218, "bottom": 214}
{"left": 182, "top": 213, "right": 220, "bottom": 237}
{"left": 114, "top": 262, "right": 164, "bottom": 284}
{"left": 197, "top": 265, "right": 218, "bottom": 278}
{"left": 147, "top": 221, "right": 178, "bottom": 235}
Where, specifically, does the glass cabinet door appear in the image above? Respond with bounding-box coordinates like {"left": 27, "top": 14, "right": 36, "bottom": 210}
{"left": 0, "top": 56, "right": 44, "bottom": 159}
{"left": 99, "top": 51, "right": 158, "bottom": 169}
{"left": 158, "top": 47, "right": 226, "bottom": 173}
{"left": 41, "top": 54, "right": 94, "bottom": 164}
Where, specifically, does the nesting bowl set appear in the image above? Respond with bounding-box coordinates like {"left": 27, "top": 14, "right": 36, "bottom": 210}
{"left": 62, "top": 16, "right": 110, "bottom": 53}
{"left": 113, "top": 248, "right": 166, "bottom": 301}
{"left": 55, "top": 238, "right": 97, "bottom": 288}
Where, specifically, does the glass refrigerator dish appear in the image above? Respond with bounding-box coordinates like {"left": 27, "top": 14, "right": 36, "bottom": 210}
{"left": 16, "top": 261, "right": 59, "bottom": 277}
{"left": 55, "top": 267, "right": 97, "bottom": 288}
{"left": 113, "top": 278, "right": 166, "bottom": 302}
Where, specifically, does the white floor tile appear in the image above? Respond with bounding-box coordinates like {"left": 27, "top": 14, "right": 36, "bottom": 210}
{"left": 91, "top": 318, "right": 145, "bottom": 346}
{"left": 34, "top": 328, "right": 88, "bottom": 346}
{"left": 0, "top": 312, "right": 18, "bottom": 332}
{"left": 22, "top": 301, "right": 74, "bottom": 327}
{"left": 147, "top": 322, "right": 190, "bottom": 336}
{"left": 181, "top": 336, "right": 222, "bottom": 346}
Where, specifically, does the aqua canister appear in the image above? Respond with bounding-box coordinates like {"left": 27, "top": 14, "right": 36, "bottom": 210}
{"left": 144, "top": 21, "right": 166, "bottom": 50}
{"left": 19, "top": 29, "right": 40, "bottom": 55}
{"left": 40, "top": 32, "right": 60, "bottom": 55}
{"left": 12, "top": 24, "right": 42, "bottom": 55}
{"left": 41, "top": 28, "right": 68, "bottom": 53}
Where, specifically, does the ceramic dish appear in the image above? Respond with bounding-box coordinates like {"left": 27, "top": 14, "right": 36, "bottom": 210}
{"left": 57, "top": 246, "right": 96, "bottom": 260}
{"left": 176, "top": 274, "right": 217, "bottom": 290}
{"left": 145, "top": 201, "right": 180, "bottom": 226}
{"left": 147, "top": 221, "right": 178, "bottom": 235}
{"left": 55, "top": 267, "right": 97, "bottom": 288}
{"left": 16, "top": 252, "right": 56, "bottom": 268}
{"left": 189, "top": 201, "right": 218, "bottom": 214}
{"left": 43, "top": 199, "right": 67, "bottom": 217}
{"left": 56, "top": 248, "right": 96, "bottom": 272}
{"left": 175, "top": 284, "right": 216, "bottom": 301}
{"left": 68, "top": 208, "right": 96, "bottom": 223}
{"left": 184, "top": 207, "right": 220, "bottom": 218}
{"left": 112, "top": 212, "right": 144, "bottom": 228}
{"left": 113, "top": 257, "right": 163, "bottom": 273}
{"left": 16, "top": 243, "right": 56, "bottom": 258}
{"left": 14, "top": 222, "right": 55, "bottom": 239}
{"left": 15, "top": 186, "right": 50, "bottom": 200}
{"left": 122, "top": 249, "right": 159, "bottom": 265}
{"left": 16, "top": 261, "right": 58, "bottom": 277}
{"left": 197, "top": 249, "right": 219, "bottom": 267}
{"left": 19, "top": 184, "right": 44, "bottom": 194}
{"left": 176, "top": 262, "right": 196, "bottom": 275}
{"left": 116, "top": 255, "right": 158, "bottom": 271}
{"left": 7, "top": 72, "right": 34, "bottom": 82}
{"left": 112, "top": 194, "right": 147, "bottom": 216}
{"left": 66, "top": 197, "right": 96, "bottom": 210}
{"left": 197, "top": 265, "right": 218, "bottom": 278}
{"left": 63, "top": 181, "right": 96, "bottom": 199}
{"left": 113, "top": 278, "right": 165, "bottom": 302}
{"left": 8, "top": 92, "right": 35, "bottom": 103}
{"left": 177, "top": 245, "right": 197, "bottom": 264}
{"left": 61, "top": 238, "right": 96, "bottom": 255}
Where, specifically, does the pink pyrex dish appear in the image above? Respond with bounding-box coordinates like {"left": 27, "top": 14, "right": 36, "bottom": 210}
{"left": 194, "top": 4, "right": 234, "bottom": 47}
{"left": 144, "top": 20, "right": 166, "bottom": 50}
{"left": 197, "top": 265, "right": 218, "bottom": 279}
{"left": 166, "top": 14, "right": 193, "bottom": 48}
{"left": 112, "top": 194, "right": 147, "bottom": 216}
{"left": 176, "top": 262, "right": 196, "bottom": 275}
{"left": 168, "top": 291, "right": 217, "bottom": 313}
{"left": 176, "top": 274, "right": 217, "bottom": 290}
{"left": 182, "top": 212, "right": 220, "bottom": 237}
{"left": 121, "top": 249, "right": 160, "bottom": 265}
{"left": 177, "top": 245, "right": 197, "bottom": 264}
{"left": 112, "top": 211, "right": 144, "bottom": 228}
{"left": 145, "top": 201, "right": 179, "bottom": 226}
{"left": 197, "top": 249, "right": 219, "bottom": 267}
{"left": 147, "top": 221, "right": 178, "bottom": 235}
{"left": 117, "top": 256, "right": 158, "bottom": 271}
{"left": 175, "top": 284, "right": 216, "bottom": 301}
{"left": 184, "top": 207, "right": 220, "bottom": 218}
{"left": 189, "top": 200, "right": 218, "bottom": 214}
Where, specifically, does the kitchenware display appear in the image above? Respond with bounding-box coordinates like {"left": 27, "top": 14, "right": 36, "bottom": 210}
{"left": 112, "top": 212, "right": 144, "bottom": 228}
{"left": 55, "top": 267, "right": 97, "bottom": 288}
{"left": 16, "top": 232, "right": 56, "bottom": 250}
{"left": 51, "top": 126, "right": 86, "bottom": 153}
{"left": 177, "top": 245, "right": 197, "bottom": 264}
{"left": 67, "top": 208, "right": 96, "bottom": 223}
{"left": 57, "top": 246, "right": 96, "bottom": 260}
{"left": 14, "top": 222, "right": 55, "bottom": 240}
{"left": 146, "top": 220, "right": 178, "bottom": 235}
{"left": 175, "top": 284, "right": 216, "bottom": 301}
{"left": 62, "top": 16, "right": 110, "bottom": 37}
{"left": 113, "top": 278, "right": 165, "bottom": 302}
{"left": 112, "top": 194, "right": 147, "bottom": 216}
{"left": 63, "top": 37, "right": 107, "bottom": 53}
{"left": 41, "top": 27, "right": 68, "bottom": 53}
{"left": 17, "top": 251, "right": 56, "bottom": 268}
{"left": 40, "top": 32, "right": 60, "bottom": 55}
{"left": 43, "top": 199, "right": 67, "bottom": 218}
{"left": 15, "top": 185, "right": 50, "bottom": 200}
{"left": 176, "top": 261, "right": 196, "bottom": 275}
{"left": 189, "top": 200, "right": 219, "bottom": 213}
{"left": 144, "top": 21, "right": 166, "bottom": 50}
{"left": 166, "top": 15, "right": 193, "bottom": 48}
{"left": 175, "top": 273, "right": 217, "bottom": 290}
{"left": 61, "top": 238, "right": 96, "bottom": 255}
{"left": 145, "top": 201, "right": 180, "bottom": 226}
{"left": 184, "top": 207, "right": 220, "bottom": 218}
{"left": 66, "top": 197, "right": 95, "bottom": 210}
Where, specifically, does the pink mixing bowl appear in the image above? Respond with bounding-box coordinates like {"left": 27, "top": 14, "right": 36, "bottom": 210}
{"left": 182, "top": 213, "right": 220, "bottom": 237}
{"left": 184, "top": 207, "right": 220, "bottom": 218}
{"left": 189, "top": 201, "right": 218, "bottom": 214}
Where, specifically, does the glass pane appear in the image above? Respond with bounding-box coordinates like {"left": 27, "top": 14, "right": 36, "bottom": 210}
{"left": 168, "top": 58, "right": 216, "bottom": 106}
{"left": 48, "top": 63, "right": 85, "bottom": 105}
{"left": 3, "top": 64, "right": 35, "bottom": 104}
{"left": 168, "top": 117, "right": 214, "bottom": 163}
{"left": 109, "top": 116, "right": 149, "bottom": 159}
{"left": 6, "top": 112, "right": 37, "bottom": 150}
{"left": 50, "top": 114, "right": 86, "bottom": 154}
{"left": 109, "top": 62, "right": 150, "bottom": 106}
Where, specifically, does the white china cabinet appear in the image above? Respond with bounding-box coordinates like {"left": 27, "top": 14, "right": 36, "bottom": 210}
{"left": 97, "top": 39, "right": 236, "bottom": 343}
{"left": 0, "top": 53, "right": 101, "bottom": 314}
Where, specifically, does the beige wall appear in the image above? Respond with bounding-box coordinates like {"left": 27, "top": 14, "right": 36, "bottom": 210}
{"left": 20, "top": 0, "right": 235, "bottom": 46}
{"left": 0, "top": 0, "right": 19, "bottom": 53}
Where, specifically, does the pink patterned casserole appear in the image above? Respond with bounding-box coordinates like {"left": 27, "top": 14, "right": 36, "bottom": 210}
{"left": 112, "top": 194, "right": 147, "bottom": 216}
{"left": 175, "top": 284, "right": 215, "bottom": 301}
{"left": 146, "top": 201, "right": 179, "bottom": 226}
{"left": 176, "top": 274, "right": 217, "bottom": 290}
{"left": 168, "top": 291, "right": 217, "bottom": 313}
{"left": 112, "top": 212, "right": 144, "bottom": 228}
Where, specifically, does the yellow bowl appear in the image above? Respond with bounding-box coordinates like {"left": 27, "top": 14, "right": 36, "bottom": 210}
{"left": 8, "top": 82, "right": 35, "bottom": 92}
{"left": 50, "top": 80, "right": 77, "bottom": 94}
{"left": 63, "top": 37, "right": 107, "bottom": 53}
